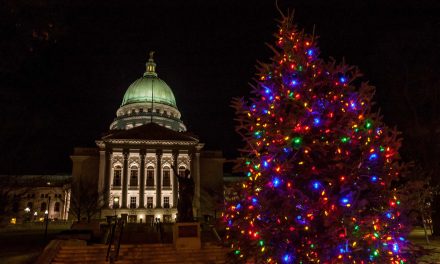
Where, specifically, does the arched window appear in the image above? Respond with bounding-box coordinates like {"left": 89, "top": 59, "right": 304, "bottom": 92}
{"left": 163, "top": 167, "right": 171, "bottom": 187}
{"left": 27, "top": 202, "right": 33, "bottom": 210}
{"left": 146, "top": 166, "right": 154, "bottom": 187}
{"left": 54, "top": 202, "right": 60, "bottom": 212}
{"left": 40, "top": 202, "right": 47, "bottom": 212}
{"left": 130, "top": 166, "right": 138, "bottom": 186}
{"left": 113, "top": 165, "right": 122, "bottom": 186}
{"left": 178, "top": 166, "right": 186, "bottom": 178}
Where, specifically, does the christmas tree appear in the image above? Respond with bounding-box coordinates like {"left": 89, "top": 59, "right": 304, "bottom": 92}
{"left": 224, "top": 14, "right": 414, "bottom": 263}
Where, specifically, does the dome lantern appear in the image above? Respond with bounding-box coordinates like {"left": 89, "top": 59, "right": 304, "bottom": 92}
{"left": 144, "top": 51, "right": 157, "bottom": 77}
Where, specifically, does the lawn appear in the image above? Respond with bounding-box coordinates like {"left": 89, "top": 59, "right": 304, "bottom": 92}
{"left": 0, "top": 226, "right": 68, "bottom": 264}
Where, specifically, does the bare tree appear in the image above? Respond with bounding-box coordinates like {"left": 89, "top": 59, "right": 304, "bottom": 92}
{"left": 0, "top": 175, "right": 38, "bottom": 226}
{"left": 69, "top": 175, "right": 104, "bottom": 222}
{"left": 397, "top": 165, "right": 438, "bottom": 243}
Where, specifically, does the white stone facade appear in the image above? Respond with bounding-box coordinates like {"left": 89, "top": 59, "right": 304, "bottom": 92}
{"left": 98, "top": 140, "right": 201, "bottom": 223}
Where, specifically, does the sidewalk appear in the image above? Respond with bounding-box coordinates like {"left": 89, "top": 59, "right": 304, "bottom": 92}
{"left": 410, "top": 228, "right": 440, "bottom": 263}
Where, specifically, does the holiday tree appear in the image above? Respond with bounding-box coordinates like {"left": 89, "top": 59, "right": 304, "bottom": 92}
{"left": 224, "top": 14, "right": 414, "bottom": 263}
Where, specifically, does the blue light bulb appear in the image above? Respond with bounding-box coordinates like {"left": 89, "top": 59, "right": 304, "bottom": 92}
{"left": 312, "top": 181, "right": 321, "bottom": 190}
{"left": 369, "top": 153, "right": 378, "bottom": 161}
{"left": 313, "top": 118, "right": 320, "bottom": 125}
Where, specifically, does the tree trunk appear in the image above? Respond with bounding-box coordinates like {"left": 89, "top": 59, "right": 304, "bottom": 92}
{"left": 432, "top": 195, "right": 440, "bottom": 236}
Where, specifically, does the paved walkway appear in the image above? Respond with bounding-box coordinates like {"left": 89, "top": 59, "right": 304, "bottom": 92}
{"left": 410, "top": 228, "right": 440, "bottom": 263}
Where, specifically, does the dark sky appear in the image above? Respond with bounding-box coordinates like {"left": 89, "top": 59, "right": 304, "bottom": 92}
{"left": 1, "top": 0, "right": 439, "bottom": 174}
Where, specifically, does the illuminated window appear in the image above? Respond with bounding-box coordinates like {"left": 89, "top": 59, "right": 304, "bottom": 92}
{"left": 113, "top": 166, "right": 122, "bottom": 186}
{"left": 130, "top": 166, "right": 138, "bottom": 186}
{"left": 130, "top": 197, "right": 137, "bottom": 209}
{"left": 146, "top": 166, "right": 154, "bottom": 187}
{"left": 147, "top": 197, "right": 153, "bottom": 208}
{"left": 163, "top": 197, "right": 170, "bottom": 208}
{"left": 163, "top": 167, "right": 171, "bottom": 187}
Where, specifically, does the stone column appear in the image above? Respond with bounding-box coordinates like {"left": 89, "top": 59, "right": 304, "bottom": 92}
{"left": 139, "top": 150, "right": 146, "bottom": 208}
{"left": 194, "top": 144, "right": 204, "bottom": 217}
{"left": 156, "top": 150, "right": 162, "bottom": 208}
{"left": 98, "top": 150, "right": 105, "bottom": 202}
{"left": 172, "top": 149, "right": 179, "bottom": 208}
{"left": 103, "top": 150, "right": 112, "bottom": 208}
{"left": 122, "top": 150, "right": 129, "bottom": 209}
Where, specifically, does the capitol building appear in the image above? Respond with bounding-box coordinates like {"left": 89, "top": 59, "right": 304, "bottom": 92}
{"left": 71, "top": 53, "right": 224, "bottom": 224}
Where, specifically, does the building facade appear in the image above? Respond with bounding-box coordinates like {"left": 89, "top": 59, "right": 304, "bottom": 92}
{"left": 71, "top": 53, "right": 224, "bottom": 223}
{"left": 0, "top": 175, "right": 71, "bottom": 224}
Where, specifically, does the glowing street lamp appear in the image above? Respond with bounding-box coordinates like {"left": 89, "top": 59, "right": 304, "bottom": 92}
{"left": 44, "top": 196, "right": 51, "bottom": 240}
{"left": 113, "top": 197, "right": 119, "bottom": 222}
{"left": 24, "top": 207, "right": 31, "bottom": 222}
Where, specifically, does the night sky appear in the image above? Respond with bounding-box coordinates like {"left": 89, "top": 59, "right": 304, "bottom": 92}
{"left": 1, "top": 0, "right": 439, "bottom": 174}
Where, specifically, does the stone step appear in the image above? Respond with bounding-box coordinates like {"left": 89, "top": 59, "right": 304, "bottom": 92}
{"left": 55, "top": 251, "right": 227, "bottom": 258}
{"left": 53, "top": 260, "right": 226, "bottom": 264}
{"left": 51, "top": 243, "right": 228, "bottom": 263}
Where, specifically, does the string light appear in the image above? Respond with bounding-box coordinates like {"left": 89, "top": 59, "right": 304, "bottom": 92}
{"left": 224, "top": 15, "right": 411, "bottom": 264}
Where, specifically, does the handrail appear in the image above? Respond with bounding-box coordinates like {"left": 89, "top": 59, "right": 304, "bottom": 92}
{"left": 106, "top": 221, "right": 116, "bottom": 261}
{"left": 115, "top": 219, "right": 124, "bottom": 260}
{"left": 106, "top": 218, "right": 125, "bottom": 263}
{"left": 211, "top": 225, "right": 222, "bottom": 244}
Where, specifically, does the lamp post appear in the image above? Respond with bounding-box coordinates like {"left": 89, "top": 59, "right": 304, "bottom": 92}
{"left": 113, "top": 197, "right": 119, "bottom": 223}
{"left": 34, "top": 211, "right": 37, "bottom": 222}
{"left": 24, "top": 207, "right": 30, "bottom": 222}
{"left": 44, "top": 196, "right": 51, "bottom": 240}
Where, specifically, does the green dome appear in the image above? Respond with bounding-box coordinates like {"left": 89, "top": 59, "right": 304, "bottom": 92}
{"left": 121, "top": 76, "right": 177, "bottom": 107}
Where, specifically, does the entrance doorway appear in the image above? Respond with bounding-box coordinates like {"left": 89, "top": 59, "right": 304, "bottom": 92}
{"left": 128, "top": 215, "right": 137, "bottom": 223}
{"left": 146, "top": 215, "right": 154, "bottom": 226}
{"left": 163, "top": 214, "right": 172, "bottom": 223}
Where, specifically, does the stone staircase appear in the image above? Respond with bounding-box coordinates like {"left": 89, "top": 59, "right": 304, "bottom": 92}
{"left": 51, "top": 243, "right": 229, "bottom": 264}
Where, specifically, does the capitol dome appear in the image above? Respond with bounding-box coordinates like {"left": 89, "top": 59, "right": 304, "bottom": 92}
{"left": 121, "top": 66, "right": 177, "bottom": 107}
{"left": 110, "top": 52, "right": 186, "bottom": 132}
